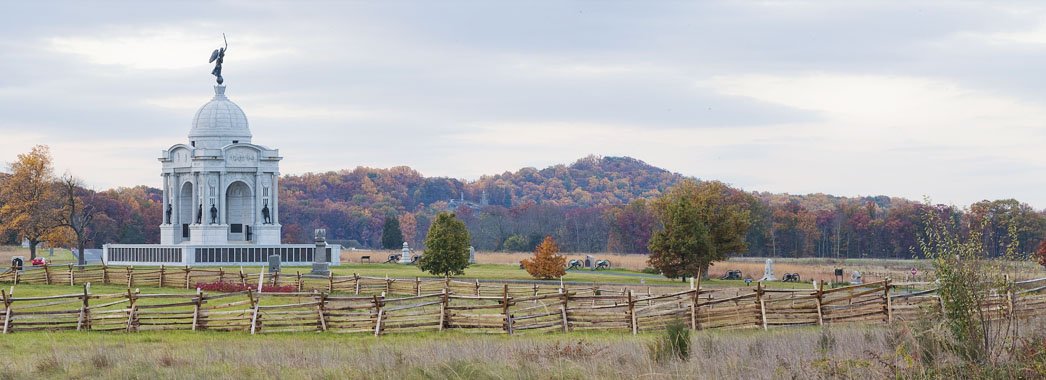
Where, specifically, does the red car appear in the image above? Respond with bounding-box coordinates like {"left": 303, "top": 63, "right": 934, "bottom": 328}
{"left": 31, "top": 257, "right": 47, "bottom": 266}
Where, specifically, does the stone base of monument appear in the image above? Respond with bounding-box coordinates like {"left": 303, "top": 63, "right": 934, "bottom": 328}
{"left": 310, "top": 263, "right": 330, "bottom": 275}
{"left": 253, "top": 224, "right": 282, "bottom": 245}
{"left": 159, "top": 225, "right": 178, "bottom": 245}
{"left": 190, "top": 224, "right": 230, "bottom": 244}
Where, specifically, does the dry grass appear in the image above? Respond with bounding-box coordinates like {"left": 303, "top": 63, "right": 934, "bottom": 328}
{"left": 5, "top": 318, "right": 1044, "bottom": 380}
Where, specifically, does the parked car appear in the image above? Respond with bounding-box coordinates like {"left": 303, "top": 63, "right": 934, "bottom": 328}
{"left": 31, "top": 257, "right": 47, "bottom": 266}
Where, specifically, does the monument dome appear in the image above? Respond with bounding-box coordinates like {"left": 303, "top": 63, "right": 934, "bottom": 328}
{"left": 188, "top": 85, "right": 251, "bottom": 148}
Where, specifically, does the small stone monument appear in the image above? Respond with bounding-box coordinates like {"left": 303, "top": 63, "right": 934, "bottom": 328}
{"left": 760, "top": 258, "right": 776, "bottom": 281}
{"left": 585, "top": 255, "right": 594, "bottom": 270}
{"left": 851, "top": 270, "right": 862, "bottom": 285}
{"left": 267, "top": 254, "right": 281, "bottom": 274}
{"left": 310, "top": 229, "right": 330, "bottom": 275}
{"left": 468, "top": 246, "right": 476, "bottom": 264}
{"left": 399, "top": 242, "right": 412, "bottom": 264}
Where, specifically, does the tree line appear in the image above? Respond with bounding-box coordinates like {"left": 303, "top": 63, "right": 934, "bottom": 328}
{"left": 3, "top": 148, "right": 1045, "bottom": 261}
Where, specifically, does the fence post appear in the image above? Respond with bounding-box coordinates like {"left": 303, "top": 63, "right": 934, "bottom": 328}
{"left": 44, "top": 264, "right": 51, "bottom": 285}
{"left": 296, "top": 271, "right": 303, "bottom": 292}
{"left": 68, "top": 264, "right": 74, "bottom": 286}
{"left": 126, "top": 266, "right": 134, "bottom": 288}
{"left": 884, "top": 279, "right": 893, "bottom": 323}
{"left": 102, "top": 264, "right": 109, "bottom": 285}
{"left": 1, "top": 289, "right": 10, "bottom": 334}
{"left": 13, "top": 266, "right": 19, "bottom": 285}
{"left": 385, "top": 274, "right": 391, "bottom": 295}
{"left": 373, "top": 294, "right": 384, "bottom": 337}
{"left": 238, "top": 267, "right": 246, "bottom": 287}
{"left": 628, "top": 289, "right": 637, "bottom": 335}
{"left": 249, "top": 288, "right": 261, "bottom": 334}
{"left": 77, "top": 283, "right": 90, "bottom": 331}
{"left": 125, "top": 288, "right": 138, "bottom": 333}
{"left": 559, "top": 287, "right": 569, "bottom": 333}
{"left": 502, "top": 284, "right": 513, "bottom": 335}
{"left": 158, "top": 265, "right": 165, "bottom": 288}
{"left": 185, "top": 266, "right": 193, "bottom": 289}
{"left": 757, "top": 282, "right": 768, "bottom": 331}
{"left": 218, "top": 267, "right": 224, "bottom": 283}
{"left": 816, "top": 281, "right": 825, "bottom": 326}
{"left": 689, "top": 277, "right": 698, "bottom": 331}
{"left": 317, "top": 292, "right": 328, "bottom": 332}
{"left": 328, "top": 272, "right": 334, "bottom": 293}
{"left": 415, "top": 277, "right": 421, "bottom": 297}
{"left": 475, "top": 279, "right": 480, "bottom": 296}
{"left": 439, "top": 288, "right": 447, "bottom": 332}
{"left": 354, "top": 273, "right": 360, "bottom": 295}
{"left": 191, "top": 287, "right": 202, "bottom": 331}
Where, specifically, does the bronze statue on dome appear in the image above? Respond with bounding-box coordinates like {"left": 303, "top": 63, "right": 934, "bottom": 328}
{"left": 209, "top": 34, "right": 228, "bottom": 84}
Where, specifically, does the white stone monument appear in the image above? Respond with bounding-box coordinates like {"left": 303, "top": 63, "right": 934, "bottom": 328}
{"left": 468, "top": 246, "right": 476, "bottom": 264}
{"left": 158, "top": 84, "right": 283, "bottom": 245}
{"left": 760, "top": 258, "right": 776, "bottom": 281}
{"left": 399, "top": 242, "right": 412, "bottom": 264}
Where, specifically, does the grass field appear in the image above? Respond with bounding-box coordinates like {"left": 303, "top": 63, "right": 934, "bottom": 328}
{"left": 0, "top": 246, "right": 78, "bottom": 265}
{"left": 1, "top": 319, "right": 1043, "bottom": 379}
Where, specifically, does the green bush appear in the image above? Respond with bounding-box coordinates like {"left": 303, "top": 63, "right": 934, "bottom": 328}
{"left": 648, "top": 319, "right": 690, "bottom": 362}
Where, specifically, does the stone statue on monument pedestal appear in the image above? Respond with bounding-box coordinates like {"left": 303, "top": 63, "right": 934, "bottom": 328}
{"left": 262, "top": 201, "right": 271, "bottom": 224}
{"left": 760, "top": 258, "right": 777, "bottom": 281}
{"left": 196, "top": 204, "right": 202, "bottom": 224}
{"left": 165, "top": 204, "right": 172, "bottom": 224}
{"left": 210, "top": 203, "right": 218, "bottom": 224}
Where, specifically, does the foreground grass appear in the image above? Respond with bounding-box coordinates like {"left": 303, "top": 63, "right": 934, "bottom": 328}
{"left": 3, "top": 320, "right": 1044, "bottom": 380}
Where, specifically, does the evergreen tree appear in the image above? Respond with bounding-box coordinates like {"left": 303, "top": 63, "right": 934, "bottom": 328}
{"left": 381, "top": 215, "right": 403, "bottom": 249}
{"left": 419, "top": 212, "right": 470, "bottom": 277}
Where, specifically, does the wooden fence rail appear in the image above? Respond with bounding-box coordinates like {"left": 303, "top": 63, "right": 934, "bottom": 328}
{"left": 1, "top": 271, "right": 1044, "bottom": 335}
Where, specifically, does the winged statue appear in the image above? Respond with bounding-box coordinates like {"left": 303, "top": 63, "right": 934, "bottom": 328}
{"left": 209, "top": 34, "right": 228, "bottom": 84}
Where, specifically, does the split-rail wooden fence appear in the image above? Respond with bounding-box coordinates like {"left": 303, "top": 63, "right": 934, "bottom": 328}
{"left": 0, "top": 264, "right": 1043, "bottom": 335}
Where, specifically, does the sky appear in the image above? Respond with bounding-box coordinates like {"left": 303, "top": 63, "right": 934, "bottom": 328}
{"left": 1, "top": 1, "right": 1045, "bottom": 208}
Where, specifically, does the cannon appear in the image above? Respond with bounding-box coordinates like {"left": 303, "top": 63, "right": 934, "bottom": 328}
{"left": 782, "top": 273, "right": 801, "bottom": 282}
{"left": 567, "top": 259, "right": 583, "bottom": 270}
{"left": 595, "top": 260, "right": 611, "bottom": 270}
{"left": 384, "top": 254, "right": 401, "bottom": 264}
{"left": 720, "top": 270, "right": 743, "bottom": 280}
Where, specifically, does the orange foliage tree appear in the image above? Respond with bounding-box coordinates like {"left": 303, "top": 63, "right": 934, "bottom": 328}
{"left": 1037, "top": 239, "right": 1046, "bottom": 268}
{"left": 521, "top": 236, "right": 566, "bottom": 279}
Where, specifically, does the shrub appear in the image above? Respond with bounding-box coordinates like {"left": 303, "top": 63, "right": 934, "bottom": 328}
{"left": 521, "top": 236, "right": 566, "bottom": 279}
{"left": 194, "top": 281, "right": 296, "bottom": 293}
{"left": 418, "top": 212, "right": 471, "bottom": 277}
{"left": 648, "top": 318, "right": 691, "bottom": 362}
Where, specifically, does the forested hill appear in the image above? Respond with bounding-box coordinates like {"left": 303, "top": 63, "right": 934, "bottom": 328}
{"left": 7, "top": 155, "right": 1044, "bottom": 259}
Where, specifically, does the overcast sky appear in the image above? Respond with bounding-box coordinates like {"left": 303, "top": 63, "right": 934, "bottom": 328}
{"left": 2, "top": 1, "right": 1045, "bottom": 208}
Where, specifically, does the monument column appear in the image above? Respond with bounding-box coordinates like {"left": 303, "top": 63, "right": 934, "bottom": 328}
{"left": 161, "top": 173, "right": 168, "bottom": 224}
{"left": 171, "top": 175, "right": 179, "bottom": 227}
{"left": 217, "top": 171, "right": 224, "bottom": 224}
{"left": 255, "top": 172, "right": 263, "bottom": 228}
{"left": 272, "top": 173, "right": 279, "bottom": 224}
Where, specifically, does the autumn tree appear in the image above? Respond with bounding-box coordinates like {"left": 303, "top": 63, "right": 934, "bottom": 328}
{"left": 1036, "top": 239, "right": 1046, "bottom": 268}
{"left": 0, "top": 145, "right": 63, "bottom": 259}
{"left": 381, "top": 215, "right": 403, "bottom": 249}
{"left": 648, "top": 180, "right": 751, "bottom": 279}
{"left": 398, "top": 212, "right": 417, "bottom": 246}
{"left": 418, "top": 212, "right": 471, "bottom": 277}
{"left": 55, "top": 175, "right": 97, "bottom": 266}
{"left": 521, "top": 236, "right": 566, "bottom": 279}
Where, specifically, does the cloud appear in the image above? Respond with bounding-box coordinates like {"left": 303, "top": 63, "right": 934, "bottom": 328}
{"left": 46, "top": 26, "right": 294, "bottom": 70}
